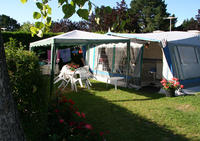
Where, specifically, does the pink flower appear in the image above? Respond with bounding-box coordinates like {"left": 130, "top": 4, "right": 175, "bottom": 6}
{"left": 180, "top": 85, "right": 184, "bottom": 89}
{"left": 59, "top": 119, "right": 64, "bottom": 123}
{"left": 75, "top": 111, "right": 81, "bottom": 117}
{"left": 69, "top": 121, "right": 75, "bottom": 126}
{"left": 81, "top": 112, "right": 86, "bottom": 118}
{"left": 54, "top": 109, "right": 59, "bottom": 113}
{"left": 175, "top": 82, "right": 180, "bottom": 86}
{"left": 100, "top": 132, "right": 104, "bottom": 136}
{"left": 68, "top": 99, "right": 75, "bottom": 105}
{"left": 174, "top": 78, "right": 179, "bottom": 81}
{"left": 165, "top": 86, "right": 169, "bottom": 89}
{"left": 160, "top": 79, "right": 167, "bottom": 84}
{"left": 173, "top": 83, "right": 178, "bottom": 87}
{"left": 85, "top": 124, "right": 93, "bottom": 130}
{"left": 63, "top": 99, "right": 68, "bottom": 103}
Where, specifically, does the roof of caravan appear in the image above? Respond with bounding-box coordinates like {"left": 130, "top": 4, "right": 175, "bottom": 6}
{"left": 107, "top": 31, "right": 200, "bottom": 46}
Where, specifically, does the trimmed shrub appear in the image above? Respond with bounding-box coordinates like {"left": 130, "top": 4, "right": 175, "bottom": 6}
{"left": 2, "top": 31, "right": 60, "bottom": 50}
{"left": 5, "top": 38, "right": 48, "bottom": 140}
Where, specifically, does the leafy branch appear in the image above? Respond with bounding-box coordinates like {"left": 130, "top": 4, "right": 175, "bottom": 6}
{"left": 20, "top": 0, "right": 107, "bottom": 37}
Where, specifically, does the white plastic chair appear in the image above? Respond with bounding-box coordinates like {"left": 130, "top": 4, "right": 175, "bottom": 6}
{"left": 71, "top": 67, "right": 91, "bottom": 92}
{"left": 54, "top": 65, "right": 71, "bottom": 90}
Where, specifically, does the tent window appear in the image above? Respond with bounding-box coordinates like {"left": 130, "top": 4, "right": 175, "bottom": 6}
{"left": 178, "top": 46, "right": 198, "bottom": 64}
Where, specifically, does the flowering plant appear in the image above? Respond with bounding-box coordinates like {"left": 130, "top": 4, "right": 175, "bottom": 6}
{"left": 47, "top": 90, "right": 107, "bottom": 141}
{"left": 160, "top": 77, "right": 184, "bottom": 96}
{"left": 67, "top": 63, "right": 79, "bottom": 71}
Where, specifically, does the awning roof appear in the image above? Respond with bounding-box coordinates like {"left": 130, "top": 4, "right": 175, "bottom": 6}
{"left": 107, "top": 31, "right": 200, "bottom": 47}
{"left": 30, "top": 30, "right": 130, "bottom": 48}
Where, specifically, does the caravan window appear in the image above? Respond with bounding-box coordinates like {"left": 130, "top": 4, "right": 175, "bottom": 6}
{"left": 178, "top": 46, "right": 198, "bottom": 64}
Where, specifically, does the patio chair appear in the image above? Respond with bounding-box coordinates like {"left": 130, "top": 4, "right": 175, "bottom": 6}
{"left": 54, "top": 65, "right": 71, "bottom": 90}
{"left": 71, "top": 67, "right": 91, "bottom": 92}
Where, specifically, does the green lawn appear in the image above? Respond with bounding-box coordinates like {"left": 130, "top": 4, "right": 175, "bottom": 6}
{"left": 61, "top": 80, "right": 200, "bottom": 141}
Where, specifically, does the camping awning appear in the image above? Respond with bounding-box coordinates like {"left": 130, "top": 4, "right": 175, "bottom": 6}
{"left": 30, "top": 30, "right": 130, "bottom": 96}
{"left": 30, "top": 30, "right": 130, "bottom": 49}
{"left": 107, "top": 31, "right": 200, "bottom": 47}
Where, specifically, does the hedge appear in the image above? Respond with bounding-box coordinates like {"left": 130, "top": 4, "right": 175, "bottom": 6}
{"left": 5, "top": 38, "right": 49, "bottom": 140}
{"left": 2, "top": 31, "right": 60, "bottom": 50}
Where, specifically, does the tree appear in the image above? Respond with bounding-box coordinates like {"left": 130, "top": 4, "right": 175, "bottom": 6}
{"left": 176, "top": 18, "right": 200, "bottom": 31}
{"left": 50, "top": 19, "right": 88, "bottom": 33}
{"left": 0, "top": 14, "right": 20, "bottom": 31}
{"left": 19, "top": 21, "right": 33, "bottom": 32}
{"left": 88, "top": 0, "right": 139, "bottom": 33}
{"left": 21, "top": 0, "right": 95, "bottom": 37}
{"left": 130, "top": 0, "right": 172, "bottom": 32}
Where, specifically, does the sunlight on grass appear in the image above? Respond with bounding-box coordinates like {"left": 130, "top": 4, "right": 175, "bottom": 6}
{"left": 60, "top": 80, "right": 200, "bottom": 141}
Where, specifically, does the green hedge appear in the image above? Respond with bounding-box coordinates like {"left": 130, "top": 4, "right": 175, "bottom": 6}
{"left": 2, "top": 31, "right": 60, "bottom": 50}
{"left": 5, "top": 38, "right": 49, "bottom": 140}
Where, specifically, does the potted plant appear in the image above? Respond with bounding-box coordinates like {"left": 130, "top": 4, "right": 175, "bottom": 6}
{"left": 68, "top": 63, "right": 79, "bottom": 71}
{"left": 160, "top": 77, "right": 184, "bottom": 97}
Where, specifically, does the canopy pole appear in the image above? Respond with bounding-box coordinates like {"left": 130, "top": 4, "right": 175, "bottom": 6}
{"left": 50, "top": 43, "right": 56, "bottom": 96}
{"left": 112, "top": 45, "right": 116, "bottom": 73}
{"left": 86, "top": 44, "right": 90, "bottom": 65}
{"left": 126, "top": 41, "right": 131, "bottom": 87}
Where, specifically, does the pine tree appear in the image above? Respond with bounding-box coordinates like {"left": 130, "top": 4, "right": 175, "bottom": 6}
{"left": 130, "top": 0, "right": 172, "bottom": 32}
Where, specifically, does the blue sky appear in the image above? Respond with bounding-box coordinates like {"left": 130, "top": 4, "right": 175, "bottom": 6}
{"left": 0, "top": 0, "right": 200, "bottom": 26}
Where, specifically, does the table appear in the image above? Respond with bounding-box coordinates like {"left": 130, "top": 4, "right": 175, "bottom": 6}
{"left": 107, "top": 77, "right": 125, "bottom": 90}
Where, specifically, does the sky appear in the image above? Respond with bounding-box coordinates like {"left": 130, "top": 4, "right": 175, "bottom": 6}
{"left": 0, "top": 0, "right": 200, "bottom": 27}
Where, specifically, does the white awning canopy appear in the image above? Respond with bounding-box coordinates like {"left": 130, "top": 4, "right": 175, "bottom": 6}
{"left": 107, "top": 31, "right": 200, "bottom": 47}
{"left": 30, "top": 30, "right": 129, "bottom": 49}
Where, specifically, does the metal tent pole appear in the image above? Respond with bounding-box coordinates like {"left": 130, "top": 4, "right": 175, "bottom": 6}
{"left": 50, "top": 43, "right": 56, "bottom": 96}
{"left": 126, "top": 41, "right": 131, "bottom": 87}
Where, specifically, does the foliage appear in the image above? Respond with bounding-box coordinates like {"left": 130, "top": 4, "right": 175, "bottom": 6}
{"left": 89, "top": 0, "right": 139, "bottom": 33}
{"left": 20, "top": 0, "right": 94, "bottom": 37}
{"left": 19, "top": 21, "right": 33, "bottom": 32}
{"left": 4, "top": 38, "right": 48, "bottom": 140}
{"left": 176, "top": 18, "right": 200, "bottom": 31}
{"left": 67, "top": 63, "right": 79, "bottom": 71}
{"left": 130, "top": 0, "right": 174, "bottom": 32}
{"left": 0, "top": 14, "right": 20, "bottom": 31}
{"left": 2, "top": 31, "right": 59, "bottom": 50}
{"left": 47, "top": 90, "right": 106, "bottom": 141}
{"left": 160, "top": 77, "right": 184, "bottom": 96}
{"left": 50, "top": 19, "right": 88, "bottom": 33}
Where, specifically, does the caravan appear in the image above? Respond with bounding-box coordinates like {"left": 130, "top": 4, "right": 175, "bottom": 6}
{"left": 87, "top": 31, "right": 200, "bottom": 94}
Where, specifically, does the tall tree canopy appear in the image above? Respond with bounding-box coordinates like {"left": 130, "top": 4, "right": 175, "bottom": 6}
{"left": 176, "top": 18, "right": 200, "bottom": 31}
{"left": 0, "top": 14, "right": 20, "bottom": 31}
{"left": 130, "top": 0, "right": 172, "bottom": 32}
{"left": 19, "top": 21, "right": 33, "bottom": 32}
{"left": 50, "top": 19, "right": 88, "bottom": 33}
{"left": 88, "top": 0, "right": 139, "bottom": 33}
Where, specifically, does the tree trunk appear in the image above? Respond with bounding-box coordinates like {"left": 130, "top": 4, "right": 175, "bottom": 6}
{"left": 0, "top": 31, "right": 26, "bottom": 140}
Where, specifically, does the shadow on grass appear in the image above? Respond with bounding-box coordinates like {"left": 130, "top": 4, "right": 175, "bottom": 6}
{"left": 91, "top": 81, "right": 165, "bottom": 100}
{"left": 61, "top": 83, "right": 189, "bottom": 141}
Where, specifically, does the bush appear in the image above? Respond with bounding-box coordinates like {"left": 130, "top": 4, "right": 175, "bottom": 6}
{"left": 47, "top": 90, "right": 106, "bottom": 141}
{"left": 5, "top": 38, "right": 48, "bottom": 140}
{"left": 2, "top": 31, "right": 59, "bottom": 50}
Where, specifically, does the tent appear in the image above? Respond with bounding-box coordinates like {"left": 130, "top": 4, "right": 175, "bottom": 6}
{"left": 29, "top": 30, "right": 130, "bottom": 95}
{"left": 105, "top": 31, "right": 200, "bottom": 93}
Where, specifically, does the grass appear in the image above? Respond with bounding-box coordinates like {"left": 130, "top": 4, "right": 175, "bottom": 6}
{"left": 59, "top": 80, "right": 200, "bottom": 141}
